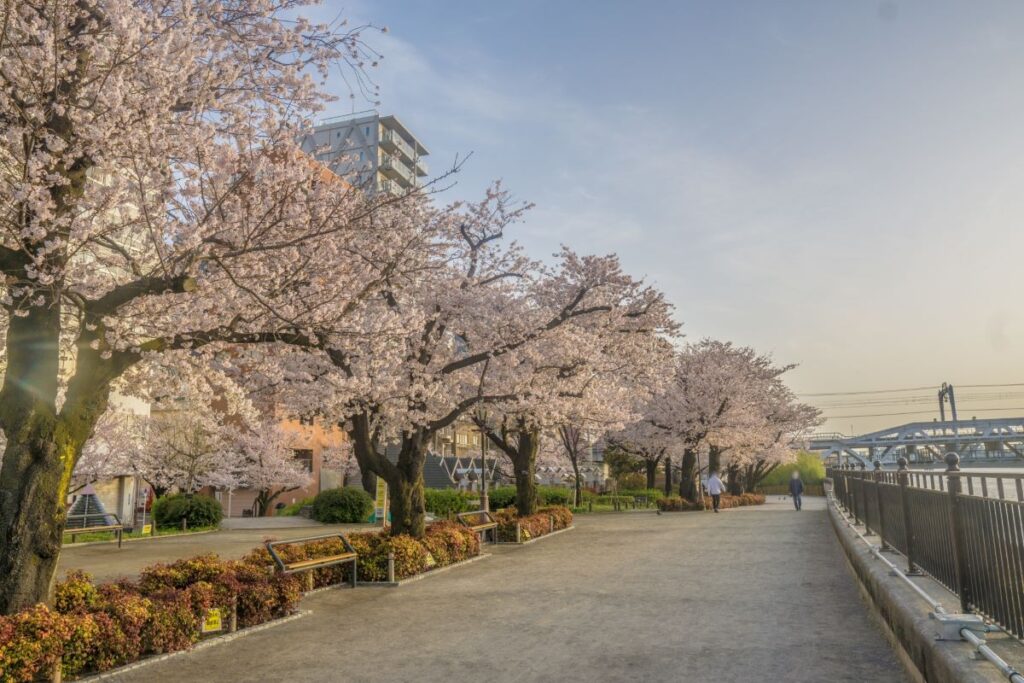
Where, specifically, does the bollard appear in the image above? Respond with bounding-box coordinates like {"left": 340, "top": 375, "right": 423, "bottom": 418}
{"left": 515, "top": 521, "right": 522, "bottom": 544}
{"left": 387, "top": 551, "right": 395, "bottom": 584}
{"left": 944, "top": 453, "right": 971, "bottom": 612}
{"left": 897, "top": 457, "right": 919, "bottom": 574}
{"left": 229, "top": 596, "right": 238, "bottom": 633}
{"left": 549, "top": 515, "right": 555, "bottom": 533}
{"left": 588, "top": 500, "right": 593, "bottom": 513}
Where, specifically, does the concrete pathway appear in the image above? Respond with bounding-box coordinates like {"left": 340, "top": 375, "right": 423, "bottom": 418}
{"left": 98, "top": 497, "right": 906, "bottom": 682}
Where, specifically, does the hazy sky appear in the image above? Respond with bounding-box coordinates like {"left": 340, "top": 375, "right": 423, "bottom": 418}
{"left": 315, "top": 1, "right": 1024, "bottom": 433}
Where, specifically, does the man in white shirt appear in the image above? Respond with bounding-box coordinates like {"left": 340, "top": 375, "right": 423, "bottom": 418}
{"left": 706, "top": 471, "right": 725, "bottom": 513}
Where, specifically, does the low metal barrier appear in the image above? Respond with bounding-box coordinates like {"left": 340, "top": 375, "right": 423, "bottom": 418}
{"left": 829, "top": 457, "right": 1024, "bottom": 641}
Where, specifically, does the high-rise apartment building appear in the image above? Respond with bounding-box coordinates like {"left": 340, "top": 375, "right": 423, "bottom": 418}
{"left": 300, "top": 111, "right": 429, "bottom": 194}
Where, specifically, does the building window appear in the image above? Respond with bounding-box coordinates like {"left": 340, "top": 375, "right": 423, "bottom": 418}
{"left": 364, "top": 126, "right": 370, "bottom": 136}
{"left": 293, "top": 449, "right": 313, "bottom": 472}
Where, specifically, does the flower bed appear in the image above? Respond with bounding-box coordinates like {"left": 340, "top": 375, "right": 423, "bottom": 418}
{"left": 656, "top": 493, "right": 766, "bottom": 512}
{"left": 0, "top": 522, "right": 481, "bottom": 681}
{"left": 493, "top": 506, "right": 574, "bottom": 542}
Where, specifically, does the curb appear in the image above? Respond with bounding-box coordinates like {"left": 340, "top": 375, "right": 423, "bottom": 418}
{"left": 826, "top": 496, "right": 1013, "bottom": 683}
{"left": 495, "top": 525, "right": 576, "bottom": 546}
{"left": 63, "top": 529, "right": 217, "bottom": 549}
{"left": 77, "top": 609, "right": 311, "bottom": 681}
{"left": 357, "top": 552, "right": 492, "bottom": 588}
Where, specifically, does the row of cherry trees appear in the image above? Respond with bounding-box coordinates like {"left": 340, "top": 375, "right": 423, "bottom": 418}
{"left": 606, "top": 340, "right": 821, "bottom": 500}
{"left": 0, "top": 0, "right": 682, "bottom": 612}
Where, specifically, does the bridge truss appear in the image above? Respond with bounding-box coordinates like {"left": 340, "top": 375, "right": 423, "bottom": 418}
{"left": 807, "top": 417, "right": 1024, "bottom": 467}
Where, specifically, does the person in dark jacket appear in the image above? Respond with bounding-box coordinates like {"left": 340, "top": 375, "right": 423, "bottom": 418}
{"left": 789, "top": 471, "right": 804, "bottom": 511}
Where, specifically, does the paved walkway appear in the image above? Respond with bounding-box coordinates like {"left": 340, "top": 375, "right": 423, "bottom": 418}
{"left": 95, "top": 497, "right": 906, "bottom": 682}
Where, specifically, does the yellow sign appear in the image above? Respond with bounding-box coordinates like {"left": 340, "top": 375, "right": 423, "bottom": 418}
{"left": 201, "top": 608, "right": 223, "bottom": 634}
{"left": 374, "top": 478, "right": 388, "bottom": 525}
{"left": 141, "top": 524, "right": 152, "bottom": 535}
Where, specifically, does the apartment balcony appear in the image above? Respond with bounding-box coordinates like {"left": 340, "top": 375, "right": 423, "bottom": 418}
{"left": 415, "top": 157, "right": 428, "bottom": 177}
{"left": 380, "top": 129, "right": 416, "bottom": 164}
{"left": 379, "top": 154, "right": 415, "bottom": 187}
{"left": 376, "top": 177, "right": 399, "bottom": 195}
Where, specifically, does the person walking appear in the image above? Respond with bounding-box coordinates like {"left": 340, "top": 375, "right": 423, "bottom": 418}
{"left": 706, "top": 470, "right": 725, "bottom": 512}
{"left": 789, "top": 471, "right": 804, "bottom": 511}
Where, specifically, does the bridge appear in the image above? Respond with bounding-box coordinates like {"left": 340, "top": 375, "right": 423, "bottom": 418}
{"left": 807, "top": 417, "right": 1024, "bottom": 467}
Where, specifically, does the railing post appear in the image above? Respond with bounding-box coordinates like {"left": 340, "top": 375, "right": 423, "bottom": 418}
{"left": 873, "top": 460, "right": 890, "bottom": 551}
{"left": 897, "top": 457, "right": 919, "bottom": 574}
{"left": 944, "top": 453, "right": 971, "bottom": 612}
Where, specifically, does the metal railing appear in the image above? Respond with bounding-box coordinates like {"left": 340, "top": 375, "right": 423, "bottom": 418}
{"left": 829, "top": 456, "right": 1024, "bottom": 641}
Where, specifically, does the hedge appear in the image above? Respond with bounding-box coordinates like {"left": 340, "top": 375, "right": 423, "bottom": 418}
{"left": 657, "top": 493, "right": 766, "bottom": 512}
{"left": 487, "top": 486, "right": 576, "bottom": 510}
{"left": 0, "top": 559, "right": 300, "bottom": 682}
{"left": 0, "top": 521, "right": 482, "bottom": 681}
{"left": 152, "top": 494, "right": 223, "bottom": 529}
{"left": 494, "top": 506, "right": 574, "bottom": 542}
{"left": 311, "top": 487, "right": 373, "bottom": 523}
{"left": 423, "top": 488, "right": 477, "bottom": 517}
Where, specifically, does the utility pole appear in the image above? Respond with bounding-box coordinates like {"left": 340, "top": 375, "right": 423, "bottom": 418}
{"left": 938, "top": 383, "right": 958, "bottom": 422}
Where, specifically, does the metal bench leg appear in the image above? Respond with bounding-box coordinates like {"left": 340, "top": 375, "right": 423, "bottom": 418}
{"left": 117, "top": 528, "right": 123, "bottom": 548}
{"left": 350, "top": 559, "right": 358, "bottom": 588}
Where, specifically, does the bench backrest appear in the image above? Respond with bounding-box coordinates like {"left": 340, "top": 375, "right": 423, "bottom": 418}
{"left": 457, "top": 510, "right": 495, "bottom": 527}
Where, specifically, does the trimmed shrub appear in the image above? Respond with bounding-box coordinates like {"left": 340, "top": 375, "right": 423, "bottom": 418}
{"left": 536, "top": 486, "right": 573, "bottom": 506}
{"left": 152, "top": 493, "right": 223, "bottom": 529}
{"left": 276, "top": 496, "right": 315, "bottom": 516}
{"left": 656, "top": 493, "right": 767, "bottom": 512}
{"left": 494, "top": 506, "right": 574, "bottom": 542}
{"left": 424, "top": 488, "right": 476, "bottom": 517}
{"left": 487, "top": 486, "right": 517, "bottom": 510}
{"left": 0, "top": 604, "right": 75, "bottom": 682}
{"left": 311, "top": 487, "right": 373, "bottom": 523}
{"left": 423, "top": 520, "right": 481, "bottom": 566}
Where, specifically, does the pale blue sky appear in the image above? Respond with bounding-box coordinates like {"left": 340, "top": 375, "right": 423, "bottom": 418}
{"left": 316, "top": 1, "right": 1024, "bottom": 432}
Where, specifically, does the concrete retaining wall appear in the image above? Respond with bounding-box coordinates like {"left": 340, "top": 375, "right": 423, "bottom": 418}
{"left": 827, "top": 500, "right": 1009, "bottom": 683}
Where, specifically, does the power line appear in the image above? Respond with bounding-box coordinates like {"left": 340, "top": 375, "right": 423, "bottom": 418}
{"left": 802, "top": 382, "right": 1024, "bottom": 398}
{"left": 822, "top": 406, "right": 1024, "bottom": 420}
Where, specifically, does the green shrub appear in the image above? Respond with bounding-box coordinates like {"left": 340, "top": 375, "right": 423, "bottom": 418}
{"left": 424, "top": 488, "right": 476, "bottom": 517}
{"left": 656, "top": 493, "right": 766, "bottom": 512}
{"left": 487, "top": 486, "right": 517, "bottom": 510}
{"left": 276, "top": 496, "right": 315, "bottom": 517}
{"left": 617, "top": 488, "right": 666, "bottom": 501}
{"left": 493, "top": 506, "right": 574, "bottom": 541}
{"left": 536, "top": 486, "right": 573, "bottom": 506}
{"left": 311, "top": 487, "right": 373, "bottom": 523}
{"left": 152, "top": 493, "right": 222, "bottom": 529}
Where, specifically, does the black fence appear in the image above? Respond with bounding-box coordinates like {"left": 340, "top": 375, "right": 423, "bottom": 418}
{"left": 828, "top": 460, "right": 1024, "bottom": 641}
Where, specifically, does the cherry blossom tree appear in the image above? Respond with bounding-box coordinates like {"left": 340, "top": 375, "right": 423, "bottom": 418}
{"left": 0, "top": 0, "right": 405, "bottom": 610}
{"left": 232, "top": 421, "right": 311, "bottom": 517}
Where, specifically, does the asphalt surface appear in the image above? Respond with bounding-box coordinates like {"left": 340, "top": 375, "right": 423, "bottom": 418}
{"left": 96, "top": 497, "right": 906, "bottom": 683}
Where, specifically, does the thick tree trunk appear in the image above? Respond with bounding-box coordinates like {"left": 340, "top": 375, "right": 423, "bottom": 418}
{"left": 569, "top": 454, "right": 583, "bottom": 507}
{"left": 346, "top": 414, "right": 381, "bottom": 495}
{"left": 0, "top": 308, "right": 116, "bottom": 613}
{"left": 511, "top": 428, "right": 540, "bottom": 515}
{"left": 384, "top": 435, "right": 428, "bottom": 537}
{"left": 346, "top": 415, "right": 429, "bottom": 538}
{"left": 663, "top": 456, "right": 672, "bottom": 497}
{"left": 708, "top": 446, "right": 722, "bottom": 475}
{"left": 678, "top": 449, "right": 697, "bottom": 500}
{"left": 644, "top": 459, "right": 658, "bottom": 490}
{"left": 726, "top": 464, "right": 743, "bottom": 496}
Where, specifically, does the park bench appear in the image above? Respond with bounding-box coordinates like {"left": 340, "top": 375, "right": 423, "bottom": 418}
{"left": 456, "top": 510, "right": 498, "bottom": 544}
{"left": 266, "top": 533, "right": 358, "bottom": 588}
{"left": 64, "top": 513, "right": 124, "bottom": 547}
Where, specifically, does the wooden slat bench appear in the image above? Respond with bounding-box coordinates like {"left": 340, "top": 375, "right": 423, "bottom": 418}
{"left": 266, "top": 534, "right": 358, "bottom": 588}
{"left": 456, "top": 510, "right": 498, "bottom": 544}
{"left": 64, "top": 514, "right": 124, "bottom": 547}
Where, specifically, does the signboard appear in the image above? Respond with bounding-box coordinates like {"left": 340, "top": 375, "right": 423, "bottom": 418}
{"left": 374, "top": 478, "right": 388, "bottom": 525}
{"left": 201, "top": 608, "right": 223, "bottom": 634}
{"left": 141, "top": 524, "right": 152, "bottom": 535}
